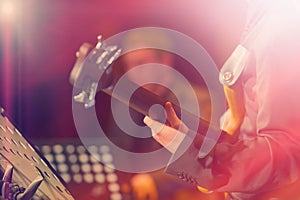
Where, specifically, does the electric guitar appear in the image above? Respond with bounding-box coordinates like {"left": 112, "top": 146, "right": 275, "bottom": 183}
{"left": 69, "top": 35, "right": 233, "bottom": 160}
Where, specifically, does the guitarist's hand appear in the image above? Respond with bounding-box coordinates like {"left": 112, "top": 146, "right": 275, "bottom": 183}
{"left": 144, "top": 102, "right": 188, "bottom": 153}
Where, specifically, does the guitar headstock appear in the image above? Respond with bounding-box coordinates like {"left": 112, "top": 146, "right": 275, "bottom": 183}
{"left": 70, "top": 35, "right": 121, "bottom": 108}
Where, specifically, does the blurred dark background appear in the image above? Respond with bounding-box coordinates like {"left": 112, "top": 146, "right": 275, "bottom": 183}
{"left": 0, "top": 0, "right": 246, "bottom": 139}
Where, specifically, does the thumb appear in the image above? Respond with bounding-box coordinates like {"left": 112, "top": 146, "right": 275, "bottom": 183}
{"left": 143, "top": 116, "right": 164, "bottom": 135}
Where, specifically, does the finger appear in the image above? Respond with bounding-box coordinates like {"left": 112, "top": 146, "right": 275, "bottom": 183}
{"left": 165, "top": 102, "right": 181, "bottom": 129}
{"left": 143, "top": 116, "right": 153, "bottom": 127}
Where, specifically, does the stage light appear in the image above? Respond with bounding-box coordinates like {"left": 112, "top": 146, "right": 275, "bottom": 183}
{"left": 1, "top": 0, "right": 16, "bottom": 20}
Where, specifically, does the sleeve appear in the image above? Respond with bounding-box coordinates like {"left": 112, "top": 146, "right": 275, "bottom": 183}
{"left": 165, "top": 16, "right": 300, "bottom": 193}
{"left": 219, "top": 45, "right": 249, "bottom": 87}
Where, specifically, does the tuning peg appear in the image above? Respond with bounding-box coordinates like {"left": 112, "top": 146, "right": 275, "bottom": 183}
{"left": 107, "top": 48, "right": 122, "bottom": 65}
{"left": 73, "top": 83, "right": 97, "bottom": 108}
{"left": 95, "top": 35, "right": 103, "bottom": 49}
{"left": 106, "top": 45, "right": 117, "bottom": 52}
{"left": 96, "top": 51, "right": 109, "bottom": 64}
{"left": 73, "top": 91, "right": 88, "bottom": 103}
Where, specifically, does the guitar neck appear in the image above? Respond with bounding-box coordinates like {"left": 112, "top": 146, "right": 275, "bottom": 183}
{"left": 100, "top": 80, "right": 214, "bottom": 135}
